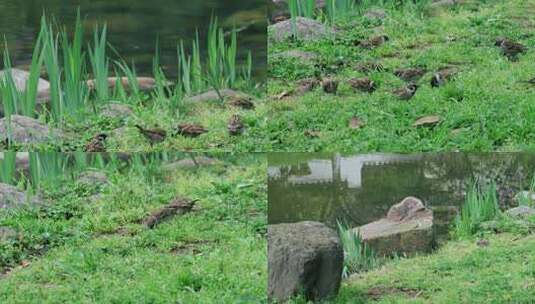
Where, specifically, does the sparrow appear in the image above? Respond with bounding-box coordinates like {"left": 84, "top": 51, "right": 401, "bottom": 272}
{"left": 394, "top": 68, "right": 427, "bottom": 82}
{"left": 393, "top": 84, "right": 418, "bottom": 100}
{"left": 296, "top": 78, "right": 319, "bottom": 95}
{"left": 431, "top": 67, "right": 459, "bottom": 87}
{"left": 519, "top": 77, "right": 535, "bottom": 85}
{"left": 177, "top": 123, "right": 208, "bottom": 138}
{"left": 143, "top": 197, "right": 198, "bottom": 229}
{"left": 228, "top": 114, "right": 245, "bottom": 136}
{"left": 355, "top": 61, "right": 384, "bottom": 73}
{"left": 348, "top": 77, "right": 376, "bottom": 93}
{"left": 228, "top": 96, "right": 255, "bottom": 110}
{"left": 135, "top": 125, "right": 167, "bottom": 144}
{"left": 84, "top": 133, "right": 108, "bottom": 152}
{"left": 495, "top": 37, "right": 527, "bottom": 60}
{"left": 357, "top": 35, "right": 389, "bottom": 49}
{"left": 476, "top": 239, "right": 490, "bottom": 247}
{"left": 322, "top": 78, "right": 339, "bottom": 94}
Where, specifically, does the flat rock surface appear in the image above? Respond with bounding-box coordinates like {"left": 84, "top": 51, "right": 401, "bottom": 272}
{"left": 184, "top": 89, "right": 248, "bottom": 103}
{"left": 100, "top": 103, "right": 134, "bottom": 119}
{"left": 162, "top": 157, "right": 222, "bottom": 171}
{"left": 268, "top": 221, "right": 343, "bottom": 302}
{"left": 506, "top": 206, "right": 535, "bottom": 218}
{"left": 269, "top": 17, "right": 335, "bottom": 42}
{"left": 0, "top": 183, "right": 42, "bottom": 209}
{"left": 354, "top": 197, "right": 434, "bottom": 256}
{"left": 0, "top": 115, "right": 64, "bottom": 144}
{"left": 76, "top": 171, "right": 108, "bottom": 188}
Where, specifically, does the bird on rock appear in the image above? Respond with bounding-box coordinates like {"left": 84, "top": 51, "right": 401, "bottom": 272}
{"left": 228, "top": 96, "right": 255, "bottom": 110}
{"left": 358, "top": 35, "right": 389, "bottom": 49}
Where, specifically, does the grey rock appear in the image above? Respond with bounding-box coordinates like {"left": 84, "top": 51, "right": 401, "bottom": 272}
{"left": 162, "top": 157, "right": 221, "bottom": 171}
{"left": 0, "top": 182, "right": 42, "bottom": 209}
{"left": 101, "top": 103, "right": 134, "bottom": 119}
{"left": 272, "top": 50, "right": 318, "bottom": 62}
{"left": 0, "top": 115, "right": 64, "bottom": 144}
{"left": 514, "top": 191, "right": 535, "bottom": 205}
{"left": 480, "top": 220, "right": 499, "bottom": 231}
{"left": 76, "top": 171, "right": 108, "bottom": 188}
{"left": 184, "top": 89, "right": 248, "bottom": 103}
{"left": 353, "top": 197, "right": 434, "bottom": 256}
{"left": 269, "top": 17, "right": 335, "bottom": 43}
{"left": 364, "top": 8, "right": 387, "bottom": 20}
{"left": 0, "top": 227, "right": 18, "bottom": 241}
{"left": 268, "top": 221, "right": 343, "bottom": 302}
{"left": 506, "top": 206, "right": 535, "bottom": 218}
{"left": 430, "top": 0, "right": 456, "bottom": 8}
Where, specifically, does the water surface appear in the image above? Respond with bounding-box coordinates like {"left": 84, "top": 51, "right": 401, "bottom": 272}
{"left": 0, "top": 0, "right": 266, "bottom": 79}
{"left": 269, "top": 153, "right": 535, "bottom": 233}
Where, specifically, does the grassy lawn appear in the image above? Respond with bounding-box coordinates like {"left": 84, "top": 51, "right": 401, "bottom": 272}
{"left": 266, "top": 0, "right": 535, "bottom": 152}
{"left": 332, "top": 231, "right": 535, "bottom": 303}
{"left": 0, "top": 153, "right": 267, "bottom": 303}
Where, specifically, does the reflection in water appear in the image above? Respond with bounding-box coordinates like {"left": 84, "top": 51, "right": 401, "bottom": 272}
{"left": 0, "top": 0, "right": 266, "bottom": 78}
{"left": 268, "top": 153, "right": 535, "bottom": 234}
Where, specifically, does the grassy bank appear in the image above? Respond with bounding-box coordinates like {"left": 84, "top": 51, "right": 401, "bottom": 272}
{"left": 0, "top": 153, "right": 267, "bottom": 303}
{"left": 266, "top": 0, "right": 535, "bottom": 152}
{"left": 1, "top": 13, "right": 265, "bottom": 152}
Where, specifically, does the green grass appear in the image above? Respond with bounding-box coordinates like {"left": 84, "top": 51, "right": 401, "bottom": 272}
{"left": 453, "top": 181, "right": 499, "bottom": 238}
{"left": 0, "top": 153, "right": 267, "bottom": 303}
{"left": 265, "top": 0, "right": 535, "bottom": 152}
{"left": 1, "top": 12, "right": 262, "bottom": 151}
{"left": 337, "top": 220, "right": 379, "bottom": 278}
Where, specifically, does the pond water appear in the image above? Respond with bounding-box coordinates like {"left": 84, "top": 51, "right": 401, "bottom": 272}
{"left": 269, "top": 153, "right": 535, "bottom": 237}
{"left": 0, "top": 0, "right": 266, "bottom": 79}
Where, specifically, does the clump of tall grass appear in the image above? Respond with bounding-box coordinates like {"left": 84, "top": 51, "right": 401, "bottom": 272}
{"left": 336, "top": 220, "right": 379, "bottom": 278}
{"left": 0, "top": 152, "right": 17, "bottom": 185}
{"left": 517, "top": 175, "right": 535, "bottom": 207}
{"left": 454, "top": 181, "right": 500, "bottom": 238}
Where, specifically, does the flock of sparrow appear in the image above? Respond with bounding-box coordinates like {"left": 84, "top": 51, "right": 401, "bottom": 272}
{"left": 84, "top": 96, "right": 255, "bottom": 152}
{"left": 287, "top": 34, "right": 531, "bottom": 102}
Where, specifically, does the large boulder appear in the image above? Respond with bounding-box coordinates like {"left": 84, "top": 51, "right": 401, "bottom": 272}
{"left": 268, "top": 221, "right": 343, "bottom": 302}
{"left": 269, "top": 17, "right": 335, "bottom": 43}
{"left": 353, "top": 197, "right": 434, "bottom": 256}
{"left": 0, "top": 183, "right": 42, "bottom": 209}
{"left": 183, "top": 89, "right": 249, "bottom": 103}
{"left": 506, "top": 206, "right": 535, "bottom": 218}
{"left": 0, "top": 115, "right": 64, "bottom": 144}
{"left": 162, "top": 156, "right": 221, "bottom": 171}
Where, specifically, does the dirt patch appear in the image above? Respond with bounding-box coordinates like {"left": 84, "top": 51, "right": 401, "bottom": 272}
{"left": 366, "top": 286, "right": 424, "bottom": 301}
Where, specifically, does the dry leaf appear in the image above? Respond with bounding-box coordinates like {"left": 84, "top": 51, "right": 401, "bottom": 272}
{"left": 413, "top": 115, "right": 441, "bottom": 127}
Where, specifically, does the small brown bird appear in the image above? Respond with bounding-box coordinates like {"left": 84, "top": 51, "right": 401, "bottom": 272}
{"left": 495, "top": 37, "right": 527, "bottom": 60}
{"left": 177, "top": 123, "right": 208, "bottom": 138}
{"left": 355, "top": 61, "right": 384, "bottom": 73}
{"left": 296, "top": 78, "right": 319, "bottom": 95}
{"left": 228, "top": 114, "right": 245, "bottom": 136}
{"left": 135, "top": 125, "right": 167, "bottom": 144}
{"left": 393, "top": 84, "right": 418, "bottom": 100}
{"left": 322, "top": 78, "right": 339, "bottom": 94}
{"left": 394, "top": 68, "right": 427, "bottom": 82}
{"left": 84, "top": 133, "right": 108, "bottom": 152}
{"left": 143, "top": 197, "right": 198, "bottom": 229}
{"left": 358, "top": 35, "right": 389, "bottom": 49}
{"left": 431, "top": 67, "right": 459, "bottom": 87}
{"left": 477, "top": 239, "right": 490, "bottom": 247}
{"left": 348, "top": 77, "right": 376, "bottom": 93}
{"left": 228, "top": 96, "right": 255, "bottom": 110}
{"left": 519, "top": 77, "right": 535, "bottom": 85}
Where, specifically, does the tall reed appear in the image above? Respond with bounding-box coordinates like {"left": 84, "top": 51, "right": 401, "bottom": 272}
{"left": 454, "top": 181, "right": 499, "bottom": 238}
{"left": 0, "top": 151, "right": 17, "bottom": 185}
{"left": 337, "top": 220, "right": 378, "bottom": 278}
{"left": 42, "top": 16, "right": 64, "bottom": 123}
{"left": 88, "top": 24, "right": 109, "bottom": 103}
